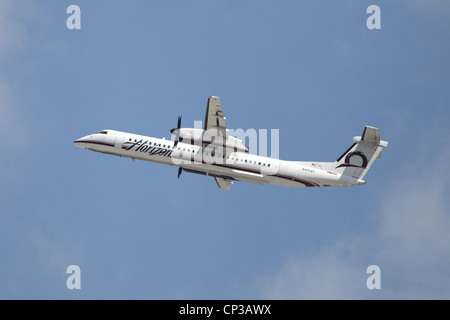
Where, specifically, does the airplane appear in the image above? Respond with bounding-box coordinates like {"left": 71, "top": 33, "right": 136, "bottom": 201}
{"left": 73, "top": 96, "right": 388, "bottom": 190}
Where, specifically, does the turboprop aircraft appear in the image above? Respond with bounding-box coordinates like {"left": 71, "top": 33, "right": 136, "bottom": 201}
{"left": 73, "top": 96, "right": 388, "bottom": 190}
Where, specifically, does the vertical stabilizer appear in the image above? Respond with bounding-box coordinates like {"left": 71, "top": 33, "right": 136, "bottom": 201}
{"left": 333, "top": 126, "right": 388, "bottom": 180}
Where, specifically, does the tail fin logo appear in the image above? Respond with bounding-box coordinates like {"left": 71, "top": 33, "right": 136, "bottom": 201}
{"left": 336, "top": 151, "right": 368, "bottom": 169}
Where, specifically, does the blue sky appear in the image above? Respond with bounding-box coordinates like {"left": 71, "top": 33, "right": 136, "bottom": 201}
{"left": 1, "top": 0, "right": 450, "bottom": 299}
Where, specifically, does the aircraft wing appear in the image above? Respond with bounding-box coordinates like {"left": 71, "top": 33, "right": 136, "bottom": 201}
{"left": 214, "top": 177, "right": 232, "bottom": 191}
{"left": 204, "top": 96, "right": 227, "bottom": 138}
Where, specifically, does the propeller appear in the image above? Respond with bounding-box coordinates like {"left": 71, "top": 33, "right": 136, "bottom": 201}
{"left": 170, "top": 115, "right": 182, "bottom": 147}
{"left": 170, "top": 116, "right": 184, "bottom": 179}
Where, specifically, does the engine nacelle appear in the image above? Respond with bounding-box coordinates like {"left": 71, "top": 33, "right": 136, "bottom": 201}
{"left": 174, "top": 128, "right": 249, "bottom": 152}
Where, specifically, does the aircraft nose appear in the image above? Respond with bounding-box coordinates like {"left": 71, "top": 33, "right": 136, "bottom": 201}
{"left": 73, "top": 135, "right": 90, "bottom": 148}
{"left": 73, "top": 137, "right": 83, "bottom": 148}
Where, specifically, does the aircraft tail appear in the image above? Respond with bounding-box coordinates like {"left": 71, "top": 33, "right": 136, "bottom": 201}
{"left": 331, "top": 126, "right": 388, "bottom": 180}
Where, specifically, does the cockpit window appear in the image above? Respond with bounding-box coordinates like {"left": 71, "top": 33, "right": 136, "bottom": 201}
{"left": 98, "top": 131, "right": 108, "bottom": 134}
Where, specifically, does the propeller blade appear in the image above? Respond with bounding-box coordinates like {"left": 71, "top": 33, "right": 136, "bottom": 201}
{"left": 177, "top": 167, "right": 182, "bottom": 179}
{"left": 173, "top": 115, "right": 182, "bottom": 147}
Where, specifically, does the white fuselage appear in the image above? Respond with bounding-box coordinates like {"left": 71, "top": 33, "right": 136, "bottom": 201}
{"left": 74, "top": 129, "right": 365, "bottom": 188}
